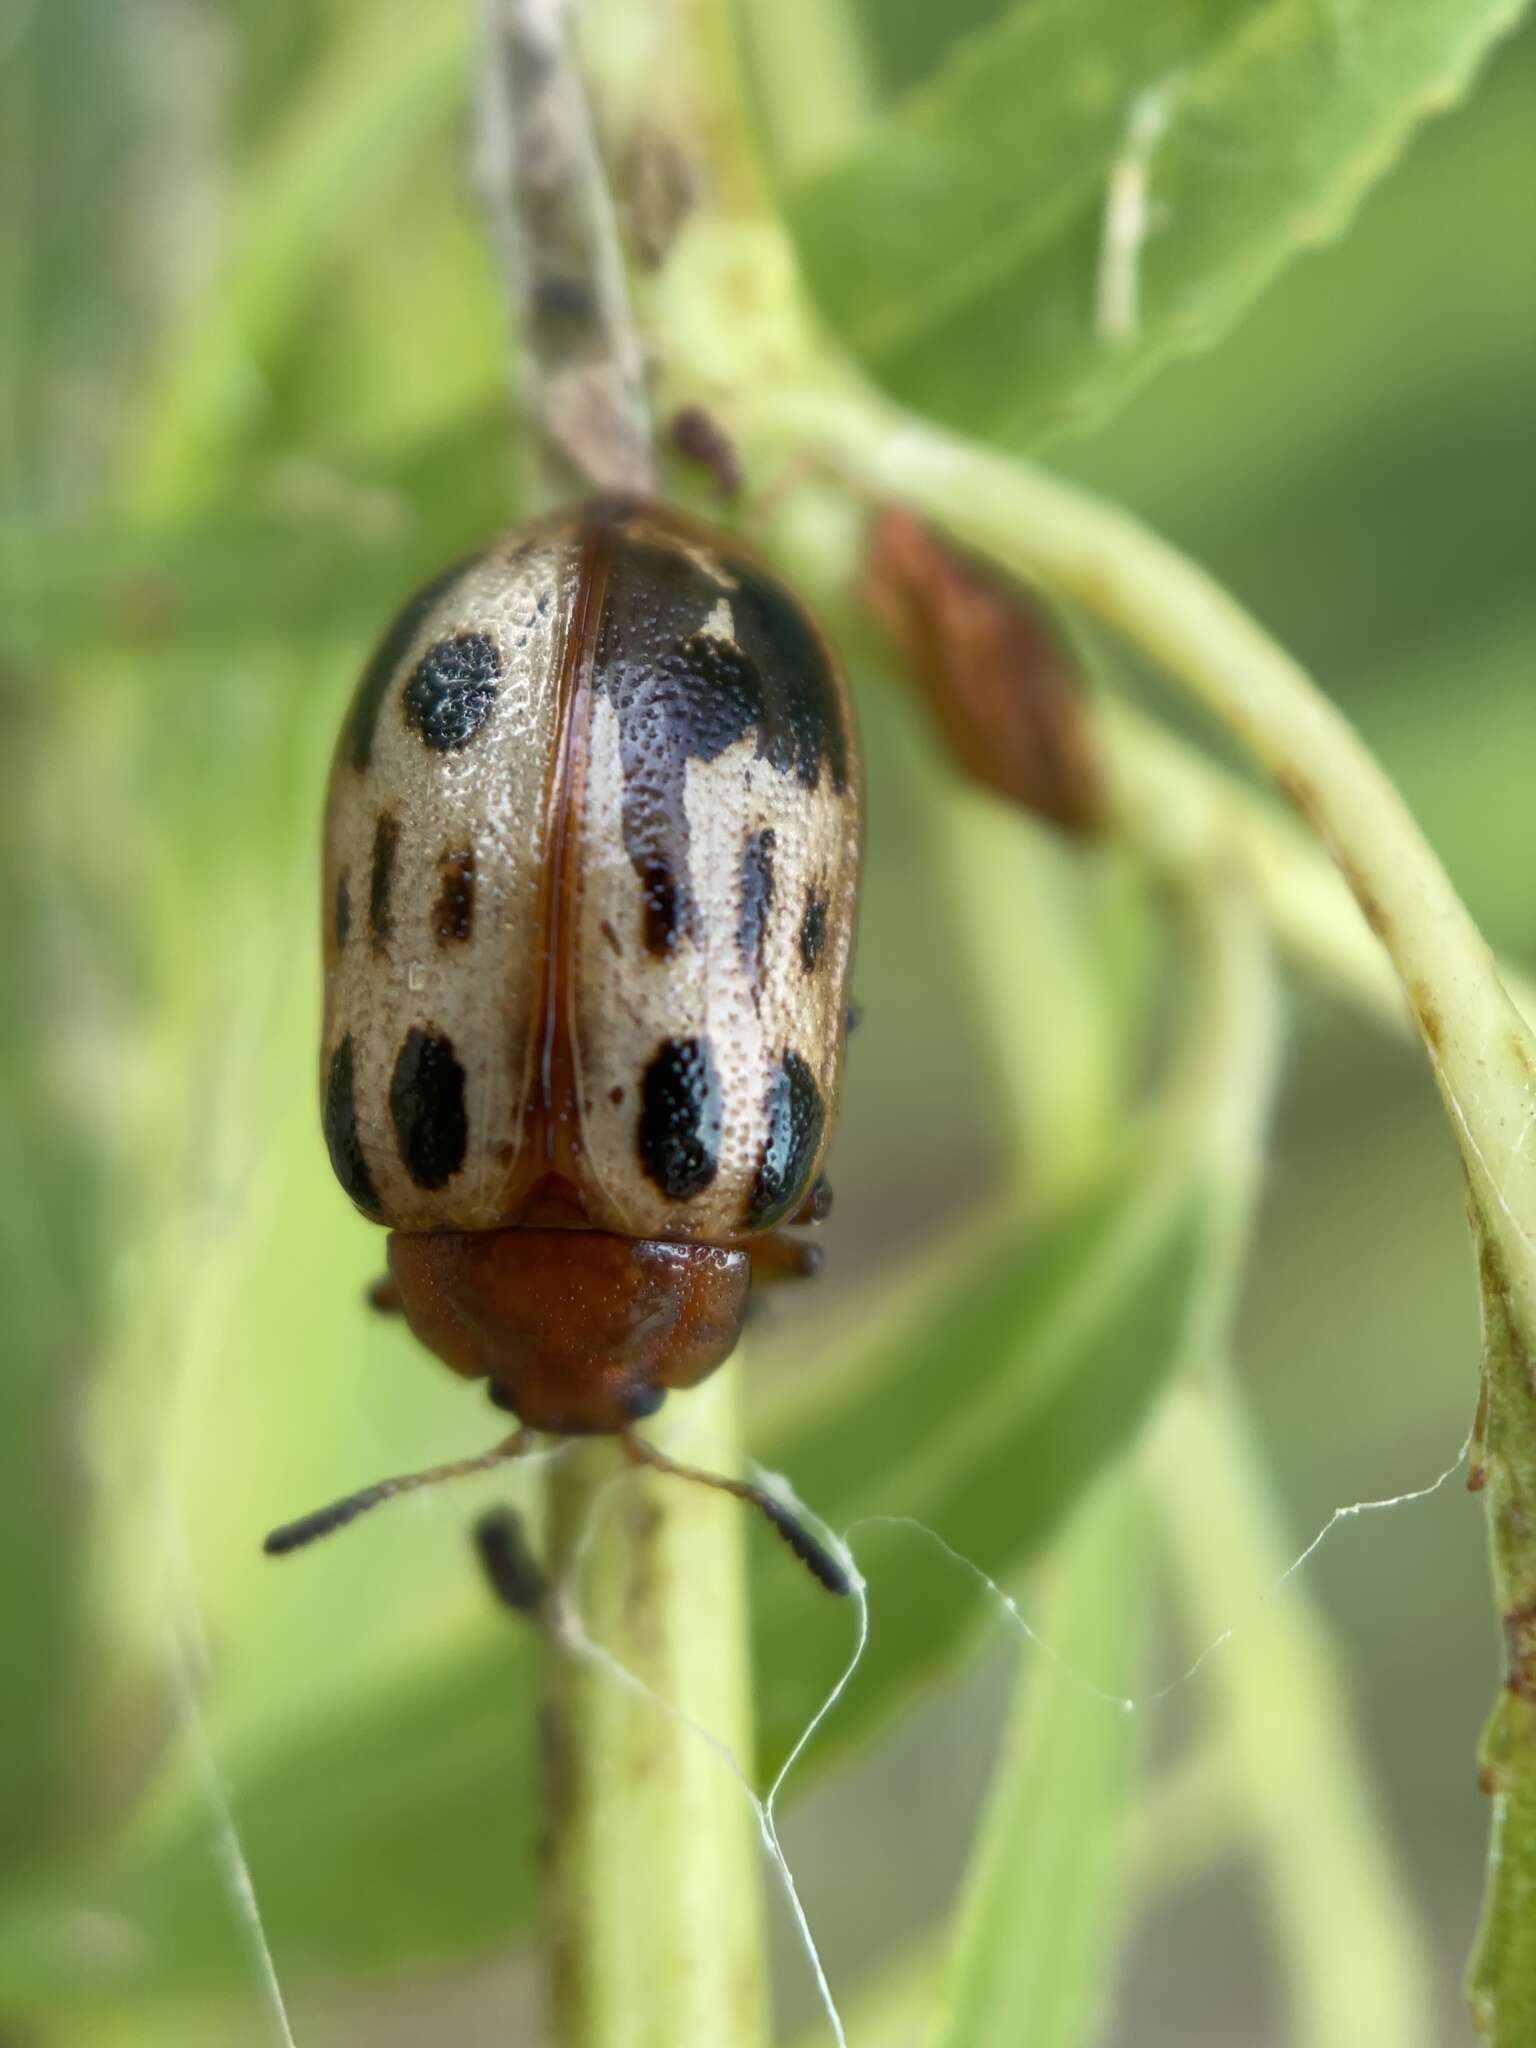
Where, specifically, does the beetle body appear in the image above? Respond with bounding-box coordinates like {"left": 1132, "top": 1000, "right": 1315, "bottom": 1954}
{"left": 320, "top": 498, "right": 861, "bottom": 1435}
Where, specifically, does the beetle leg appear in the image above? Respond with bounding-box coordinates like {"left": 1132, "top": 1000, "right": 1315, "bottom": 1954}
{"left": 367, "top": 1275, "right": 403, "bottom": 1314}
{"left": 787, "top": 1175, "right": 833, "bottom": 1227}
{"left": 749, "top": 1232, "right": 824, "bottom": 1285}
{"left": 622, "top": 1432, "right": 850, "bottom": 1595}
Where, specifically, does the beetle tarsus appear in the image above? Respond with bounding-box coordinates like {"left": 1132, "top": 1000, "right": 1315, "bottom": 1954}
{"left": 748, "top": 1232, "right": 824, "bottom": 1286}
{"left": 622, "top": 1432, "right": 851, "bottom": 1597}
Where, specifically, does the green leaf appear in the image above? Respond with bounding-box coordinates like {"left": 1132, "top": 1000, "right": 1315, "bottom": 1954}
{"left": 930, "top": 1480, "right": 1142, "bottom": 2048}
{"left": 786, "top": 0, "right": 1529, "bottom": 446}
{"left": 1146, "top": 1376, "right": 1436, "bottom": 2048}
{"left": 127, "top": 0, "right": 470, "bottom": 517}
{"left": 0, "top": 1641, "right": 543, "bottom": 2007}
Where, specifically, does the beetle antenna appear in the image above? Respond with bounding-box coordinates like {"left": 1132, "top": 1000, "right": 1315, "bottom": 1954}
{"left": 622, "top": 1434, "right": 851, "bottom": 1596}
{"left": 263, "top": 1430, "right": 533, "bottom": 1556}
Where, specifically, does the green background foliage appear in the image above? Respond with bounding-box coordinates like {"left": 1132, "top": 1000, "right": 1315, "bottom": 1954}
{"left": 2, "top": 0, "right": 1533, "bottom": 2040}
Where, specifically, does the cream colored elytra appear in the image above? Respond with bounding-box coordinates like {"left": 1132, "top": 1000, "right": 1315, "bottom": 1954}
{"left": 321, "top": 498, "right": 862, "bottom": 1248}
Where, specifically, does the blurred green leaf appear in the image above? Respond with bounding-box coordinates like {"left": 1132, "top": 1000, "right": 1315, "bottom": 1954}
{"left": 787, "top": 0, "right": 1529, "bottom": 447}
{"left": 0, "top": 404, "right": 522, "bottom": 670}
{"left": 1146, "top": 1376, "right": 1437, "bottom": 2048}
{"left": 929, "top": 1480, "right": 1141, "bottom": 2048}
{"left": 128, "top": 0, "right": 469, "bottom": 518}
{"left": 0, "top": 676, "right": 103, "bottom": 1894}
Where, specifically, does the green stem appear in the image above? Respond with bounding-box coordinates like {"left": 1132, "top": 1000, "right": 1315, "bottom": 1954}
{"left": 1103, "top": 695, "right": 1536, "bottom": 1033}
{"left": 542, "top": 1363, "right": 768, "bottom": 2048}
{"left": 1466, "top": 1215, "right": 1536, "bottom": 2040}
{"left": 492, "top": 8, "right": 767, "bottom": 2042}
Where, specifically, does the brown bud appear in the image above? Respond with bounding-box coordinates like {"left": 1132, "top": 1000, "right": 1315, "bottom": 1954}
{"left": 668, "top": 406, "right": 741, "bottom": 500}
{"left": 862, "top": 506, "right": 1101, "bottom": 833}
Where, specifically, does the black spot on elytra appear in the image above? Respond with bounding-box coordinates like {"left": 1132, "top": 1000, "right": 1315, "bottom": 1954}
{"left": 403, "top": 632, "right": 501, "bottom": 751}
{"left": 737, "top": 828, "right": 776, "bottom": 978}
{"left": 433, "top": 847, "right": 475, "bottom": 944}
{"left": 389, "top": 1027, "right": 468, "bottom": 1190}
{"left": 748, "top": 1051, "right": 825, "bottom": 1227}
{"left": 638, "top": 1036, "right": 721, "bottom": 1201}
{"left": 799, "top": 888, "right": 828, "bottom": 973}
{"left": 369, "top": 812, "right": 399, "bottom": 946}
{"left": 323, "top": 1035, "right": 382, "bottom": 1218}
{"left": 592, "top": 533, "right": 850, "bottom": 958}
{"left": 347, "top": 557, "right": 474, "bottom": 771}
{"left": 334, "top": 874, "right": 351, "bottom": 950}
{"left": 639, "top": 859, "right": 684, "bottom": 958}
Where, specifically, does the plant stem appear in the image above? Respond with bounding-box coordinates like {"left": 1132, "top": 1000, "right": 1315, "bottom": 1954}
{"left": 1102, "top": 695, "right": 1536, "bottom": 1033}
{"left": 542, "top": 1363, "right": 768, "bottom": 2048}
{"left": 478, "top": 0, "right": 654, "bottom": 502}
{"left": 480, "top": 6, "right": 768, "bottom": 2041}
{"left": 1466, "top": 1212, "right": 1536, "bottom": 2040}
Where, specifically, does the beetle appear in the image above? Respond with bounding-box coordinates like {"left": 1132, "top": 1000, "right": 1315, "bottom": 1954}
{"left": 264, "top": 498, "right": 861, "bottom": 1592}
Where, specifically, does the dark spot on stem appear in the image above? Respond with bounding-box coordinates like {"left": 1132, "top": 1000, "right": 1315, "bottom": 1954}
{"left": 1410, "top": 979, "right": 1445, "bottom": 1056}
